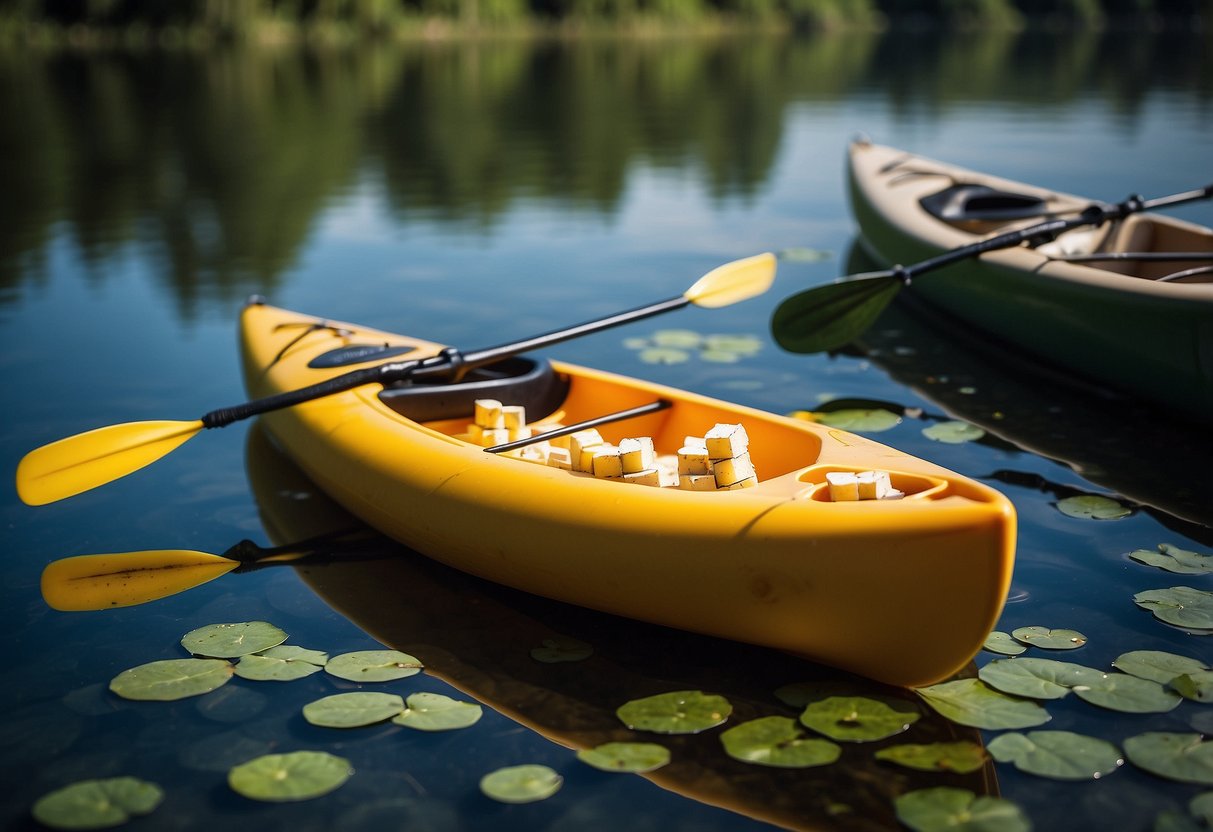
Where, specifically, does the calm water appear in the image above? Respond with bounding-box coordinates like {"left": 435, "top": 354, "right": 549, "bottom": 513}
{"left": 2, "top": 30, "right": 1212, "bottom": 831}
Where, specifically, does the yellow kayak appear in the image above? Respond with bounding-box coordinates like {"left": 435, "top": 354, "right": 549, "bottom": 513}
{"left": 240, "top": 299, "right": 1016, "bottom": 687}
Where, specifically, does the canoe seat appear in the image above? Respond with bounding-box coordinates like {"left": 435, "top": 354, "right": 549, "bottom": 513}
{"left": 920, "top": 184, "right": 1050, "bottom": 227}
{"left": 379, "top": 356, "right": 570, "bottom": 423}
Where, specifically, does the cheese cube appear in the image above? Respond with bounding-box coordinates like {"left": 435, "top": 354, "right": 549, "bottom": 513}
{"left": 825, "top": 471, "right": 859, "bottom": 501}
{"left": 705, "top": 423, "right": 748, "bottom": 460}
{"left": 619, "top": 437, "right": 656, "bottom": 474}
{"left": 569, "top": 429, "right": 605, "bottom": 472}
{"left": 539, "top": 425, "right": 571, "bottom": 449}
{"left": 624, "top": 468, "right": 663, "bottom": 487}
{"left": 677, "top": 446, "right": 712, "bottom": 476}
{"left": 467, "top": 424, "right": 484, "bottom": 442}
{"left": 474, "top": 399, "right": 504, "bottom": 428}
{"left": 502, "top": 405, "right": 527, "bottom": 431}
{"left": 881, "top": 488, "right": 906, "bottom": 500}
{"left": 519, "top": 441, "right": 550, "bottom": 463}
{"left": 480, "top": 428, "right": 510, "bottom": 448}
{"left": 721, "top": 477, "right": 757, "bottom": 490}
{"left": 683, "top": 435, "right": 707, "bottom": 450}
{"left": 546, "top": 447, "right": 572, "bottom": 470}
{"left": 509, "top": 425, "right": 533, "bottom": 443}
{"left": 856, "top": 470, "right": 892, "bottom": 500}
{"left": 590, "top": 445, "right": 623, "bottom": 479}
{"left": 659, "top": 468, "right": 680, "bottom": 488}
{"left": 712, "top": 452, "right": 755, "bottom": 488}
{"left": 678, "top": 474, "right": 717, "bottom": 491}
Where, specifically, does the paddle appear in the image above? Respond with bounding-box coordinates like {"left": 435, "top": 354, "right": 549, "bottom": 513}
{"left": 17, "top": 253, "right": 777, "bottom": 506}
{"left": 771, "top": 183, "right": 1213, "bottom": 354}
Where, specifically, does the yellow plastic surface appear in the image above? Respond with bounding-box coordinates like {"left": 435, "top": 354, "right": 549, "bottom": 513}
{"left": 240, "top": 302, "right": 1017, "bottom": 687}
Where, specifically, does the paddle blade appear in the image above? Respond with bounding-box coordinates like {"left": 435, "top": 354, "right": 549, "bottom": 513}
{"left": 17, "top": 419, "right": 205, "bottom": 506}
{"left": 771, "top": 273, "right": 902, "bottom": 354}
{"left": 41, "top": 550, "right": 238, "bottom": 611}
{"left": 684, "top": 252, "right": 777, "bottom": 309}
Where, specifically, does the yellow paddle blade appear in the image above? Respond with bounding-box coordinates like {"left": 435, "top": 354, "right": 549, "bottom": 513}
{"left": 17, "top": 419, "right": 205, "bottom": 506}
{"left": 683, "top": 252, "right": 777, "bottom": 309}
{"left": 41, "top": 550, "right": 239, "bottom": 611}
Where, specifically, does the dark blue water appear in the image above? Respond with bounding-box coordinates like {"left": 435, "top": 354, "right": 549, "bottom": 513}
{"left": 2, "top": 32, "right": 1211, "bottom": 831}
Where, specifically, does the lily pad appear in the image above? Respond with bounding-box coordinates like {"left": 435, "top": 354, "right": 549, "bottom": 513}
{"left": 228, "top": 751, "right": 353, "bottom": 802}
{"left": 260, "top": 645, "right": 329, "bottom": 665}
{"left": 32, "top": 777, "right": 163, "bottom": 830}
{"left": 720, "top": 716, "right": 841, "bottom": 768}
{"left": 1129, "top": 544, "right": 1213, "bottom": 575}
{"left": 302, "top": 692, "right": 405, "bottom": 728}
{"left": 704, "top": 334, "right": 763, "bottom": 354}
{"left": 616, "top": 690, "right": 732, "bottom": 734}
{"left": 778, "top": 246, "right": 831, "bottom": 262}
{"left": 1134, "top": 587, "right": 1213, "bottom": 630}
{"left": 576, "top": 742, "right": 671, "bottom": 773}
{"left": 530, "top": 636, "right": 593, "bottom": 663}
{"left": 1011, "top": 626, "right": 1088, "bottom": 650}
{"left": 915, "top": 679, "right": 1051, "bottom": 730}
{"left": 987, "top": 731, "right": 1123, "bottom": 781}
{"left": 978, "top": 658, "right": 1103, "bottom": 700}
{"left": 110, "top": 658, "right": 234, "bottom": 701}
{"left": 894, "top": 787, "right": 1031, "bottom": 832}
{"left": 798, "top": 696, "right": 920, "bottom": 742}
{"left": 650, "top": 329, "right": 703, "bottom": 348}
{"left": 982, "top": 632, "right": 1027, "bottom": 656}
{"left": 1123, "top": 733, "right": 1213, "bottom": 785}
{"left": 1113, "top": 650, "right": 1209, "bottom": 684}
{"left": 1072, "top": 672, "right": 1182, "bottom": 714}
{"left": 392, "top": 693, "right": 482, "bottom": 731}
{"left": 325, "top": 650, "right": 424, "bottom": 682}
{"left": 807, "top": 408, "right": 902, "bottom": 433}
{"left": 1171, "top": 671, "right": 1213, "bottom": 703}
{"left": 1192, "top": 792, "right": 1213, "bottom": 825}
{"left": 181, "top": 622, "right": 288, "bottom": 658}
{"left": 639, "top": 347, "right": 690, "bottom": 365}
{"left": 236, "top": 650, "right": 326, "bottom": 682}
{"left": 1056, "top": 495, "right": 1131, "bottom": 520}
{"left": 479, "top": 765, "right": 563, "bottom": 804}
{"left": 922, "top": 421, "right": 985, "bottom": 444}
{"left": 700, "top": 349, "right": 742, "bottom": 363}
{"left": 877, "top": 742, "right": 989, "bottom": 775}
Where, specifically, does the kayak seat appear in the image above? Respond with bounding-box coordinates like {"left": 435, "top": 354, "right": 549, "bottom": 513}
{"left": 379, "top": 356, "right": 570, "bottom": 424}
{"left": 921, "top": 184, "right": 1050, "bottom": 225}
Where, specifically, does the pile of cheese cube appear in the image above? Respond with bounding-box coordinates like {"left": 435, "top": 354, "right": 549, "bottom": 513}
{"left": 464, "top": 399, "right": 757, "bottom": 491}
{"left": 824, "top": 470, "right": 905, "bottom": 501}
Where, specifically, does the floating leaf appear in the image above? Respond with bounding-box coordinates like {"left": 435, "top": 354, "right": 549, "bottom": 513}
{"left": 1113, "top": 650, "right": 1209, "bottom": 684}
{"left": 325, "top": 650, "right": 424, "bottom": 682}
{"left": 1056, "top": 495, "right": 1131, "bottom": 520}
{"left": 303, "top": 692, "right": 405, "bottom": 728}
{"left": 720, "top": 716, "right": 841, "bottom": 768}
{"left": 1191, "top": 792, "right": 1213, "bottom": 825}
{"left": 32, "top": 777, "right": 163, "bottom": 830}
{"left": 704, "top": 334, "right": 762, "bottom": 354}
{"left": 109, "top": 658, "right": 234, "bottom": 701}
{"left": 639, "top": 347, "right": 690, "bottom": 365}
{"left": 392, "top": 693, "right": 482, "bottom": 731}
{"left": 773, "top": 680, "right": 865, "bottom": 709}
{"left": 530, "top": 636, "right": 593, "bottom": 663}
{"left": 978, "top": 658, "right": 1103, "bottom": 700}
{"left": 622, "top": 337, "right": 650, "bottom": 350}
{"left": 987, "top": 731, "right": 1123, "bottom": 781}
{"left": 982, "top": 632, "right": 1027, "bottom": 656}
{"left": 259, "top": 645, "right": 328, "bottom": 665}
{"left": 1153, "top": 809, "right": 1205, "bottom": 832}
{"left": 1011, "top": 626, "right": 1088, "bottom": 650}
{"left": 651, "top": 329, "right": 703, "bottom": 348}
{"left": 181, "top": 622, "right": 288, "bottom": 658}
{"left": 922, "top": 421, "right": 985, "bottom": 444}
{"left": 1123, "top": 733, "right": 1213, "bottom": 785}
{"left": 1072, "top": 672, "right": 1182, "bottom": 714}
{"left": 1171, "top": 671, "right": 1213, "bottom": 703}
{"left": 700, "top": 349, "right": 742, "bottom": 363}
{"left": 1134, "top": 587, "right": 1213, "bottom": 630}
{"left": 894, "top": 787, "right": 1031, "bottom": 832}
{"left": 479, "top": 765, "right": 563, "bottom": 804}
{"left": 228, "top": 751, "right": 352, "bottom": 802}
{"left": 616, "top": 690, "right": 732, "bottom": 734}
{"left": 236, "top": 653, "right": 325, "bottom": 682}
{"left": 800, "top": 408, "right": 902, "bottom": 433}
{"left": 798, "top": 696, "right": 920, "bottom": 742}
{"left": 1129, "top": 544, "right": 1213, "bottom": 575}
{"left": 875, "top": 742, "right": 988, "bottom": 774}
{"left": 915, "top": 679, "right": 1050, "bottom": 730}
{"left": 577, "top": 742, "right": 671, "bottom": 773}
{"left": 777, "top": 247, "right": 831, "bottom": 263}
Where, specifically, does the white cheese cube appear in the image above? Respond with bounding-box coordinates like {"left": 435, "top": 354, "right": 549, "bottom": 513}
{"left": 480, "top": 428, "right": 510, "bottom": 448}
{"left": 721, "top": 477, "right": 757, "bottom": 490}
{"left": 683, "top": 435, "right": 707, "bottom": 450}
{"left": 519, "top": 441, "right": 550, "bottom": 463}
{"left": 591, "top": 445, "right": 623, "bottom": 479}
{"left": 712, "top": 452, "right": 755, "bottom": 487}
{"left": 474, "top": 399, "right": 504, "bottom": 428}
{"left": 467, "top": 424, "right": 484, "bottom": 442}
{"left": 569, "top": 429, "right": 605, "bottom": 472}
{"left": 705, "top": 423, "right": 749, "bottom": 460}
{"left": 619, "top": 437, "right": 656, "bottom": 474}
{"left": 677, "top": 446, "right": 712, "bottom": 476}
{"left": 624, "top": 468, "right": 662, "bottom": 487}
{"left": 678, "top": 474, "right": 717, "bottom": 491}
{"left": 881, "top": 488, "right": 906, "bottom": 500}
{"left": 826, "top": 471, "right": 859, "bottom": 501}
{"left": 546, "top": 447, "right": 572, "bottom": 470}
{"left": 658, "top": 468, "right": 680, "bottom": 488}
{"left": 502, "top": 405, "right": 527, "bottom": 431}
{"left": 509, "top": 425, "right": 533, "bottom": 443}
{"left": 856, "top": 470, "right": 892, "bottom": 500}
{"left": 537, "top": 424, "right": 570, "bottom": 448}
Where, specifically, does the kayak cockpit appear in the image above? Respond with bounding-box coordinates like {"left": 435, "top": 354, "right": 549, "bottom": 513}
{"left": 1036, "top": 214, "right": 1213, "bottom": 282}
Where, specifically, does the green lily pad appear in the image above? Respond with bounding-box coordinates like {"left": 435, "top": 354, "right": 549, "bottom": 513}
{"left": 700, "top": 349, "right": 742, "bottom": 363}
{"left": 704, "top": 334, "right": 763, "bottom": 354}
{"left": 181, "top": 622, "right": 288, "bottom": 658}
{"left": 1124, "top": 733, "right": 1213, "bottom": 785}
{"left": 809, "top": 408, "right": 902, "bottom": 433}
{"left": 1129, "top": 544, "right": 1213, "bottom": 575}
{"left": 987, "top": 731, "right": 1124, "bottom": 781}
{"left": 651, "top": 329, "right": 703, "bottom": 348}
{"left": 392, "top": 693, "right": 482, "bottom": 731}
{"left": 874, "top": 742, "right": 988, "bottom": 774}
{"left": 235, "top": 650, "right": 326, "bottom": 682}
{"left": 983, "top": 632, "right": 1027, "bottom": 656}
{"left": 32, "top": 777, "right": 163, "bottom": 830}
{"left": 1171, "top": 670, "right": 1213, "bottom": 703}
{"left": 778, "top": 247, "right": 832, "bottom": 263}
{"left": 1011, "top": 626, "right": 1088, "bottom": 650}
{"left": 530, "top": 636, "right": 593, "bottom": 663}
{"left": 978, "top": 658, "right": 1103, "bottom": 700}
{"left": 639, "top": 347, "right": 690, "bottom": 365}
{"left": 616, "top": 690, "right": 732, "bottom": 735}
{"left": 720, "top": 716, "right": 841, "bottom": 768}
{"left": 576, "top": 742, "right": 671, "bottom": 773}
{"left": 479, "top": 765, "right": 563, "bottom": 804}
{"left": 1113, "top": 650, "right": 1209, "bottom": 683}
{"left": 302, "top": 692, "right": 405, "bottom": 728}
{"left": 260, "top": 645, "right": 329, "bottom": 665}
{"left": 1191, "top": 792, "right": 1213, "bottom": 825}
{"left": 1056, "top": 494, "right": 1131, "bottom": 520}
{"left": 894, "top": 787, "right": 1031, "bottom": 832}
{"left": 915, "top": 679, "right": 1051, "bottom": 730}
{"left": 798, "top": 696, "right": 920, "bottom": 742}
{"left": 1134, "top": 587, "right": 1213, "bottom": 630}
{"left": 922, "top": 420, "right": 985, "bottom": 444}
{"left": 325, "top": 650, "right": 424, "bottom": 682}
{"left": 228, "top": 751, "right": 353, "bottom": 802}
{"left": 109, "top": 658, "right": 234, "bottom": 701}
{"left": 1072, "top": 672, "right": 1182, "bottom": 714}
